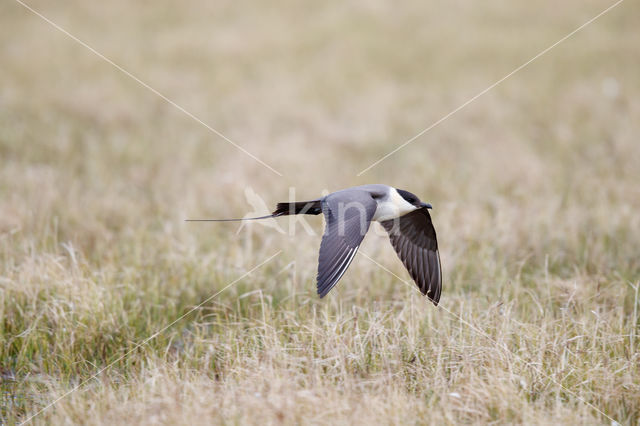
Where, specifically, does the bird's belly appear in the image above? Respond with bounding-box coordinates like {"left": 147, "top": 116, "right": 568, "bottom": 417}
{"left": 372, "top": 201, "right": 415, "bottom": 222}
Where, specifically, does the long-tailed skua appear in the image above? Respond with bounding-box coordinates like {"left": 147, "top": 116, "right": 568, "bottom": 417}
{"left": 188, "top": 184, "right": 441, "bottom": 305}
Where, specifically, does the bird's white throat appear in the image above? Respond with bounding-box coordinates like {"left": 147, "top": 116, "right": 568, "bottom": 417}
{"left": 372, "top": 188, "right": 418, "bottom": 222}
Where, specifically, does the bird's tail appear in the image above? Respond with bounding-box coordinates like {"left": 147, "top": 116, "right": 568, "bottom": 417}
{"left": 185, "top": 215, "right": 276, "bottom": 222}
{"left": 272, "top": 200, "right": 322, "bottom": 217}
{"left": 185, "top": 200, "right": 322, "bottom": 222}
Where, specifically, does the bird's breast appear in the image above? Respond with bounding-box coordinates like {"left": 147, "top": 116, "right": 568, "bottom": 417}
{"left": 372, "top": 194, "right": 416, "bottom": 222}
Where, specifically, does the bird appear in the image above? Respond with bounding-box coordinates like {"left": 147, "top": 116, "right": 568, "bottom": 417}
{"left": 187, "top": 184, "right": 441, "bottom": 305}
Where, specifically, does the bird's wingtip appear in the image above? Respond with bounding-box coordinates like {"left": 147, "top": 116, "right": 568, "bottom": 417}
{"left": 428, "top": 293, "right": 440, "bottom": 306}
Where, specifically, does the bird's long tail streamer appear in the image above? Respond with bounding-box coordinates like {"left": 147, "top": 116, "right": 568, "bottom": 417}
{"left": 185, "top": 214, "right": 279, "bottom": 222}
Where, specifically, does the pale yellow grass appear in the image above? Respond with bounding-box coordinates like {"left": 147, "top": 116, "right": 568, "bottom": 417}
{"left": 1, "top": 0, "right": 639, "bottom": 424}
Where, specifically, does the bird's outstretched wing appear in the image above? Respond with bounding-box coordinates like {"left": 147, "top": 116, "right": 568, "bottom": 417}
{"left": 316, "top": 190, "right": 377, "bottom": 297}
{"left": 381, "top": 208, "right": 441, "bottom": 305}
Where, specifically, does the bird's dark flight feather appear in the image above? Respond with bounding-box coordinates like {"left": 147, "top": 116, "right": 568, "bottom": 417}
{"left": 381, "top": 208, "right": 441, "bottom": 305}
{"left": 316, "top": 190, "right": 377, "bottom": 297}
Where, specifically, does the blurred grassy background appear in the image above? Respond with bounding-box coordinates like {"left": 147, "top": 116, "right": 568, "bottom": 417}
{"left": 1, "top": 0, "right": 639, "bottom": 424}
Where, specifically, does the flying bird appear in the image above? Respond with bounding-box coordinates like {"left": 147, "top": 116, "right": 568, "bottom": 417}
{"left": 188, "top": 184, "right": 441, "bottom": 305}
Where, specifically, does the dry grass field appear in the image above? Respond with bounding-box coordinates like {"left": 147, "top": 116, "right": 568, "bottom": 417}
{"left": 1, "top": 0, "right": 639, "bottom": 424}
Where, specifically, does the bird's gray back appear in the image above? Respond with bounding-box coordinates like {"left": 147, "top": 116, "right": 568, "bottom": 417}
{"left": 322, "top": 184, "right": 390, "bottom": 203}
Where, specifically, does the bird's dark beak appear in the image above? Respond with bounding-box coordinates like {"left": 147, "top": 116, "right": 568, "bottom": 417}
{"left": 420, "top": 202, "right": 432, "bottom": 209}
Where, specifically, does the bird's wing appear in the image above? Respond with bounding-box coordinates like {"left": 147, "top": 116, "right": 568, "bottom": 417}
{"left": 317, "top": 190, "right": 377, "bottom": 297}
{"left": 380, "top": 207, "right": 441, "bottom": 305}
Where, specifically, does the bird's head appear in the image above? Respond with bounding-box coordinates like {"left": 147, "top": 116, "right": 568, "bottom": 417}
{"left": 396, "top": 189, "right": 432, "bottom": 209}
